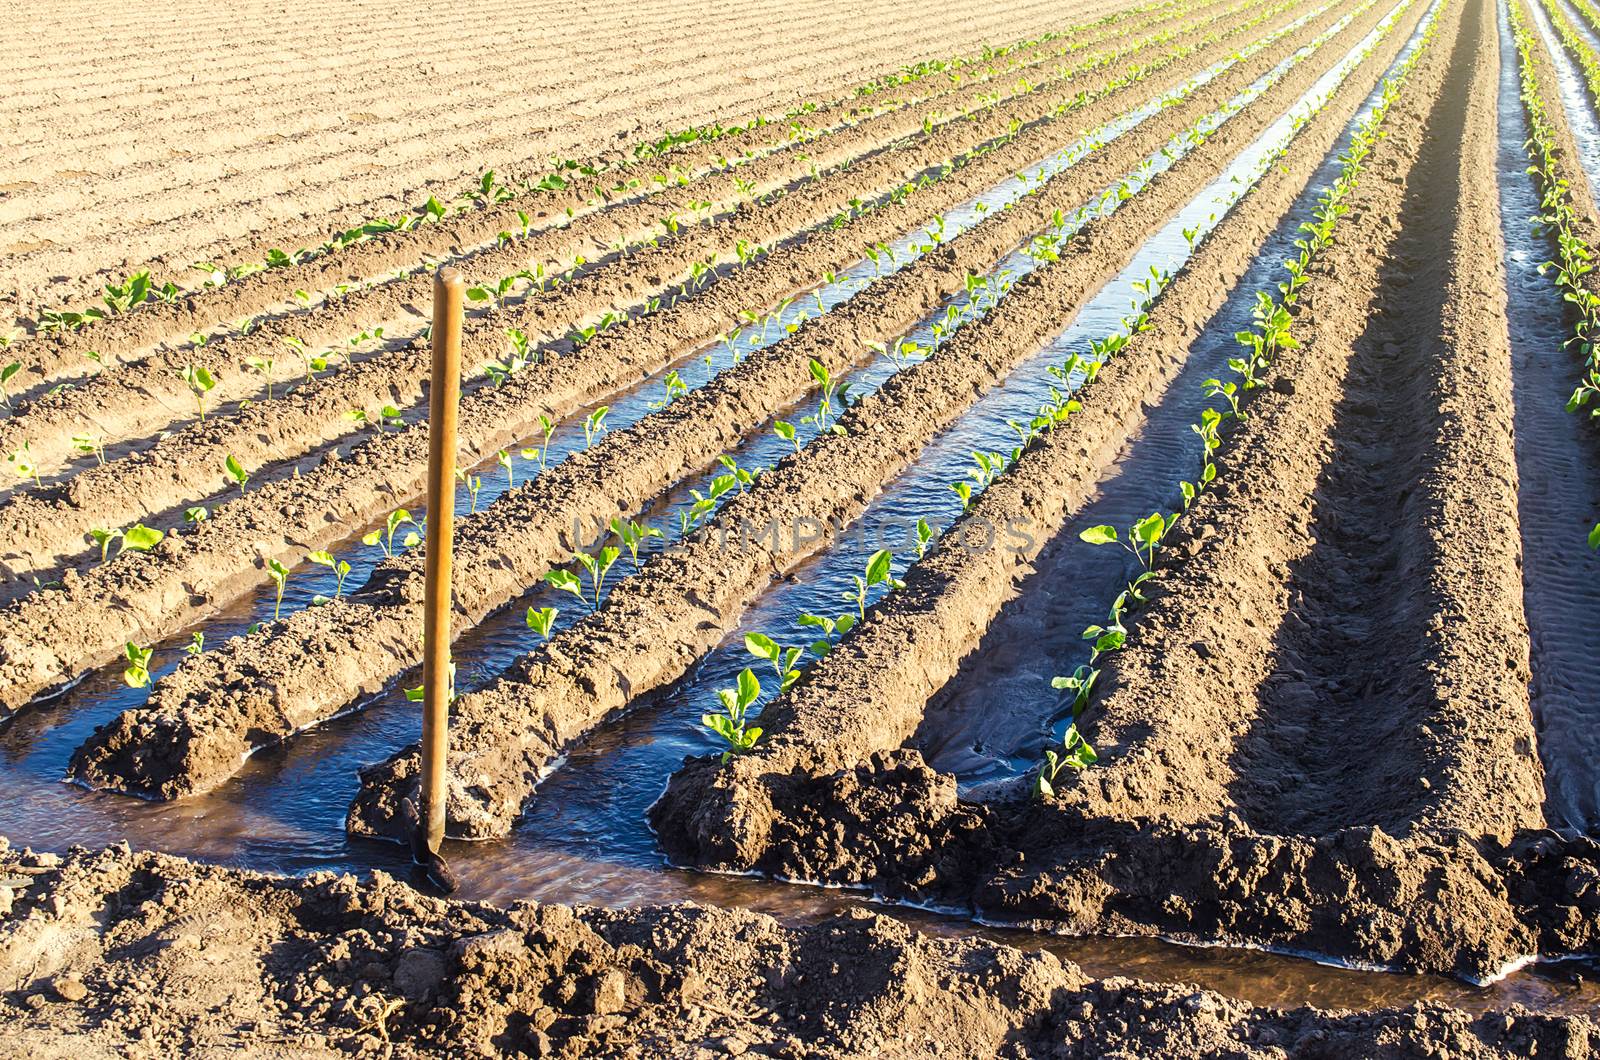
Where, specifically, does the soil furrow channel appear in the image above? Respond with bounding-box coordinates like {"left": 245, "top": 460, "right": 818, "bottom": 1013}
{"left": 335, "top": 0, "right": 1413, "bottom": 843}
{"left": 61, "top": 0, "right": 1378, "bottom": 801}
{"left": 0, "top": 0, "right": 1292, "bottom": 591}
{"left": 0, "top": 0, "right": 1327, "bottom": 721}
{"left": 0, "top": 0, "right": 1219, "bottom": 400}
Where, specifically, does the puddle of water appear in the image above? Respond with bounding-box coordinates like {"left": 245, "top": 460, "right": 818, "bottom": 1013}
{"left": 1500, "top": 0, "right": 1600, "bottom": 831}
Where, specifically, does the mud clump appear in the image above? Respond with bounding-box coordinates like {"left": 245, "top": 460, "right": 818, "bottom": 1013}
{"left": 0, "top": 840, "right": 1593, "bottom": 1056}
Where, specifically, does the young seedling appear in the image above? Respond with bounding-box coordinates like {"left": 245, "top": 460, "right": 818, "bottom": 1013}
{"left": 224, "top": 453, "right": 250, "bottom": 492}
{"left": 610, "top": 516, "right": 662, "bottom": 570}
{"left": 121, "top": 524, "right": 164, "bottom": 553}
{"left": 1033, "top": 723, "right": 1097, "bottom": 798}
{"left": 583, "top": 406, "right": 609, "bottom": 448}
{"left": 307, "top": 549, "right": 352, "bottom": 597}
{"left": 495, "top": 449, "right": 515, "bottom": 490}
{"left": 71, "top": 433, "right": 105, "bottom": 465}
{"left": 842, "top": 549, "right": 903, "bottom": 621}
{"left": 266, "top": 558, "right": 290, "bottom": 620}
{"left": 458, "top": 468, "right": 484, "bottom": 512}
{"left": 0, "top": 361, "right": 20, "bottom": 409}
{"left": 362, "top": 508, "right": 418, "bottom": 558}
{"left": 912, "top": 516, "right": 935, "bottom": 558}
{"left": 702, "top": 667, "right": 762, "bottom": 762}
{"left": 718, "top": 454, "right": 754, "bottom": 491}
{"left": 772, "top": 420, "right": 800, "bottom": 454}
{"left": 404, "top": 660, "right": 457, "bottom": 704}
{"left": 1051, "top": 664, "right": 1099, "bottom": 718}
{"left": 89, "top": 527, "right": 121, "bottom": 563}
{"left": 181, "top": 364, "right": 216, "bottom": 422}
{"left": 123, "top": 642, "right": 154, "bottom": 689}
{"left": 796, "top": 611, "right": 855, "bottom": 657}
{"left": 9, "top": 443, "right": 40, "bottom": 486}
{"left": 546, "top": 545, "right": 620, "bottom": 611}
{"left": 185, "top": 505, "right": 208, "bottom": 523}
{"left": 525, "top": 605, "right": 558, "bottom": 641}
{"left": 1079, "top": 511, "right": 1173, "bottom": 572}
{"left": 744, "top": 632, "right": 802, "bottom": 691}
{"left": 187, "top": 632, "right": 205, "bottom": 655}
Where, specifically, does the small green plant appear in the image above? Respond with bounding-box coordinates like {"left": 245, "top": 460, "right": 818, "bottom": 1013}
{"left": 185, "top": 506, "right": 208, "bottom": 523}
{"left": 224, "top": 453, "right": 250, "bottom": 492}
{"left": 307, "top": 549, "right": 352, "bottom": 597}
{"left": 1033, "top": 723, "right": 1097, "bottom": 798}
{"left": 610, "top": 516, "right": 662, "bottom": 570}
{"left": 9, "top": 443, "right": 40, "bottom": 487}
{"left": 187, "top": 632, "right": 205, "bottom": 655}
{"left": 71, "top": 432, "right": 105, "bottom": 464}
{"left": 744, "top": 632, "right": 802, "bottom": 691}
{"left": 525, "top": 605, "right": 558, "bottom": 641}
{"left": 122, "top": 524, "right": 164, "bottom": 553}
{"left": 266, "top": 558, "right": 290, "bottom": 620}
{"left": 0, "top": 361, "right": 20, "bottom": 409}
{"left": 496, "top": 449, "right": 515, "bottom": 489}
{"left": 89, "top": 528, "right": 121, "bottom": 562}
{"left": 842, "top": 548, "right": 903, "bottom": 621}
{"left": 363, "top": 508, "right": 418, "bottom": 558}
{"left": 545, "top": 545, "right": 620, "bottom": 611}
{"left": 772, "top": 420, "right": 800, "bottom": 454}
{"left": 123, "top": 642, "right": 154, "bottom": 689}
{"left": 181, "top": 364, "right": 216, "bottom": 422}
{"left": 702, "top": 667, "right": 762, "bottom": 761}
{"left": 583, "top": 406, "right": 609, "bottom": 448}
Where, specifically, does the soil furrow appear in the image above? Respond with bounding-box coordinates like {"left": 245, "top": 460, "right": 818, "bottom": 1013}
{"left": 0, "top": 0, "right": 1097, "bottom": 316}
{"left": 0, "top": 0, "right": 1287, "bottom": 590}
{"left": 62, "top": 0, "right": 1377, "bottom": 801}
{"left": 652, "top": 0, "right": 1600, "bottom": 982}
{"left": 0, "top": 0, "right": 1198, "bottom": 394}
{"left": 343, "top": 0, "right": 1419, "bottom": 844}
{"left": 650, "top": 0, "right": 1435, "bottom": 837}
{"left": 0, "top": 0, "right": 1266, "bottom": 478}
{"left": 0, "top": 0, "right": 1318, "bottom": 722}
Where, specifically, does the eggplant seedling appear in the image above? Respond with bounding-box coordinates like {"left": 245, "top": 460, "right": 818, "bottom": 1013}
{"left": 71, "top": 433, "right": 105, "bottom": 465}
{"left": 246, "top": 355, "right": 277, "bottom": 399}
{"left": 1033, "top": 723, "right": 1097, "bottom": 798}
{"left": 796, "top": 611, "right": 855, "bottom": 657}
{"left": 1051, "top": 664, "right": 1099, "bottom": 718}
{"left": 842, "top": 549, "right": 903, "bottom": 621}
{"left": 181, "top": 364, "right": 216, "bottom": 422}
{"left": 224, "top": 453, "right": 250, "bottom": 492}
{"left": 185, "top": 506, "right": 208, "bottom": 523}
{"left": 187, "top": 632, "right": 205, "bottom": 655}
{"left": 0, "top": 361, "right": 20, "bottom": 409}
{"left": 89, "top": 527, "right": 121, "bottom": 563}
{"left": 1079, "top": 511, "right": 1173, "bottom": 571}
{"left": 9, "top": 444, "right": 40, "bottom": 487}
{"left": 497, "top": 449, "right": 515, "bottom": 489}
{"left": 744, "top": 632, "right": 802, "bottom": 691}
{"left": 546, "top": 545, "right": 620, "bottom": 611}
{"left": 772, "top": 420, "right": 800, "bottom": 454}
{"left": 702, "top": 667, "right": 762, "bottom": 761}
{"left": 122, "top": 524, "right": 164, "bottom": 553}
{"left": 363, "top": 508, "right": 417, "bottom": 558}
{"left": 404, "top": 660, "right": 457, "bottom": 704}
{"left": 266, "top": 559, "right": 290, "bottom": 620}
{"left": 307, "top": 550, "right": 351, "bottom": 597}
{"left": 610, "top": 516, "right": 662, "bottom": 570}
{"left": 458, "top": 468, "right": 484, "bottom": 512}
{"left": 583, "top": 406, "right": 609, "bottom": 448}
{"left": 525, "top": 606, "right": 558, "bottom": 641}
{"left": 122, "top": 642, "right": 154, "bottom": 689}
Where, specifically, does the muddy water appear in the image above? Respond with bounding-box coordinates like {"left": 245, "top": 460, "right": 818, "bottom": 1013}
{"left": 4, "top": 0, "right": 1597, "bottom": 1022}
{"left": 1498, "top": 0, "right": 1600, "bottom": 831}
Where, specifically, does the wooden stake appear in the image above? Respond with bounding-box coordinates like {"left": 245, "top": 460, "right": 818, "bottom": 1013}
{"left": 415, "top": 266, "right": 463, "bottom": 888}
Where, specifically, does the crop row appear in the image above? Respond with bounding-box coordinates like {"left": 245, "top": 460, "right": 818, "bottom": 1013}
{"left": 0, "top": 0, "right": 1260, "bottom": 486}
{"left": 5, "top": 0, "right": 1175, "bottom": 387}
{"left": 1510, "top": 0, "right": 1600, "bottom": 553}
{"left": 62, "top": 0, "right": 1377, "bottom": 802}
{"left": 0, "top": 0, "right": 1289, "bottom": 593}
{"left": 337, "top": 0, "right": 1408, "bottom": 840}
{"left": 652, "top": 0, "right": 1436, "bottom": 853}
